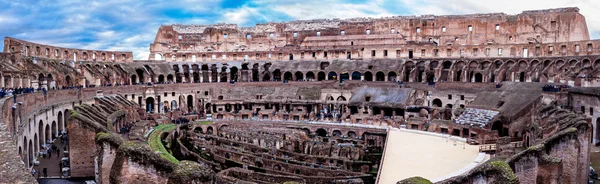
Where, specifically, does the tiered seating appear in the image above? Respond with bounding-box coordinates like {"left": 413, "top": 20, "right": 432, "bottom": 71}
{"left": 455, "top": 108, "right": 499, "bottom": 127}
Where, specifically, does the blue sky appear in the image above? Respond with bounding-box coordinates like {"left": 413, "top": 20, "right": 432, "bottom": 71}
{"left": 1, "top": 0, "right": 599, "bottom": 59}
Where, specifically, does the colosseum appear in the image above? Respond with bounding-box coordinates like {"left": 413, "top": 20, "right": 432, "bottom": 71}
{"left": 0, "top": 6, "right": 597, "bottom": 184}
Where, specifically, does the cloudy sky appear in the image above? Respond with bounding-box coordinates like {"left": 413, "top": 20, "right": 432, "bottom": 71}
{"left": 1, "top": 0, "right": 599, "bottom": 60}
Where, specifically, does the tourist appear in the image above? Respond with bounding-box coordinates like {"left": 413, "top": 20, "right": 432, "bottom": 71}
{"left": 31, "top": 168, "right": 36, "bottom": 176}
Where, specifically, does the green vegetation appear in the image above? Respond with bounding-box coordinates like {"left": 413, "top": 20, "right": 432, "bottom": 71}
{"left": 396, "top": 176, "right": 432, "bottom": 184}
{"left": 193, "top": 121, "right": 213, "bottom": 125}
{"left": 148, "top": 124, "right": 179, "bottom": 164}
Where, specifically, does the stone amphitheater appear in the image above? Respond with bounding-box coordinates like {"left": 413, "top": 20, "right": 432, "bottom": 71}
{"left": 0, "top": 7, "right": 598, "bottom": 184}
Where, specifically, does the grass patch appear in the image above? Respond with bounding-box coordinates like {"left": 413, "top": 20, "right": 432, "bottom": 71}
{"left": 193, "top": 121, "right": 213, "bottom": 125}
{"left": 148, "top": 124, "right": 179, "bottom": 164}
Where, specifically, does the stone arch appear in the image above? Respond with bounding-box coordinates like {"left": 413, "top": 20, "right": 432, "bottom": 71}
{"left": 58, "top": 111, "right": 64, "bottom": 133}
{"left": 230, "top": 66, "right": 239, "bottom": 82}
{"left": 167, "top": 74, "right": 174, "bottom": 82}
{"left": 45, "top": 124, "right": 50, "bottom": 142}
{"left": 491, "top": 121, "right": 504, "bottom": 137}
{"left": 306, "top": 71, "right": 315, "bottom": 80}
{"left": 34, "top": 133, "right": 38, "bottom": 154}
{"left": 332, "top": 130, "right": 342, "bottom": 137}
{"left": 146, "top": 97, "right": 155, "bottom": 113}
{"left": 340, "top": 72, "right": 350, "bottom": 81}
{"left": 131, "top": 74, "right": 138, "bottom": 84}
{"left": 375, "top": 71, "right": 385, "bottom": 81}
{"left": 28, "top": 140, "right": 33, "bottom": 167}
{"left": 51, "top": 121, "right": 57, "bottom": 139}
{"left": 474, "top": 73, "right": 483, "bottom": 82}
{"left": 317, "top": 71, "right": 326, "bottom": 81}
{"left": 569, "top": 59, "right": 579, "bottom": 67}
{"left": 316, "top": 128, "right": 327, "bottom": 137}
{"left": 327, "top": 71, "right": 337, "bottom": 80}
{"left": 158, "top": 75, "right": 165, "bottom": 83}
{"left": 351, "top": 71, "right": 361, "bottom": 80}
{"left": 432, "top": 98, "right": 442, "bottom": 107}
{"left": 207, "top": 126, "right": 214, "bottom": 134}
{"left": 364, "top": 71, "right": 373, "bottom": 81}
{"left": 594, "top": 59, "right": 600, "bottom": 69}
{"left": 283, "top": 72, "right": 293, "bottom": 81}
{"left": 194, "top": 127, "right": 203, "bottom": 134}
{"left": 336, "top": 96, "right": 346, "bottom": 101}
{"left": 295, "top": 71, "right": 304, "bottom": 81}
{"left": 348, "top": 131, "right": 357, "bottom": 138}
{"left": 480, "top": 61, "right": 491, "bottom": 70}
{"left": 388, "top": 71, "right": 397, "bottom": 81}
{"left": 272, "top": 69, "right": 281, "bottom": 81}
{"left": 187, "top": 95, "right": 194, "bottom": 112}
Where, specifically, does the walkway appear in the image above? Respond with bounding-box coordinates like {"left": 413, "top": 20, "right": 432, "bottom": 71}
{"left": 33, "top": 134, "right": 69, "bottom": 179}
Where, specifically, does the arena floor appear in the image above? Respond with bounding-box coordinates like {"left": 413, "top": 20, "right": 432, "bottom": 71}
{"left": 377, "top": 128, "right": 484, "bottom": 183}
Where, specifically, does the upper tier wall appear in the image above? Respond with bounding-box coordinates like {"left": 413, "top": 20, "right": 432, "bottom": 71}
{"left": 150, "top": 7, "right": 590, "bottom": 60}
{"left": 3, "top": 37, "right": 134, "bottom": 62}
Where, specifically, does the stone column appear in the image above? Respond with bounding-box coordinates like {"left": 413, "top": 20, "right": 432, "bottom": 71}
{"left": 208, "top": 73, "right": 212, "bottom": 83}
{"left": 199, "top": 73, "right": 203, "bottom": 83}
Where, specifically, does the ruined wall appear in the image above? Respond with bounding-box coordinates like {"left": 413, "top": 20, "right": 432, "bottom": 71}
{"left": 68, "top": 118, "right": 98, "bottom": 177}
{"left": 149, "top": 7, "right": 592, "bottom": 62}
{"left": 3, "top": 37, "right": 134, "bottom": 62}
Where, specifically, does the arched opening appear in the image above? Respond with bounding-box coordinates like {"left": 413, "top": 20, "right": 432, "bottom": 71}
{"left": 432, "top": 99, "right": 442, "bottom": 107}
{"left": 364, "top": 71, "right": 373, "bottom": 81}
{"left": 193, "top": 72, "right": 200, "bottom": 83}
{"left": 51, "top": 121, "right": 57, "bottom": 139}
{"left": 375, "top": 71, "right": 385, "bottom": 81}
{"left": 167, "top": 74, "right": 174, "bottom": 83}
{"left": 58, "top": 111, "right": 64, "bottom": 133}
{"left": 255, "top": 161, "right": 264, "bottom": 168}
{"left": 295, "top": 71, "right": 304, "bottom": 81}
{"left": 336, "top": 96, "right": 346, "bottom": 101}
{"left": 207, "top": 126, "right": 213, "bottom": 134}
{"left": 317, "top": 72, "right": 326, "bottom": 81}
{"left": 158, "top": 75, "right": 165, "bottom": 83}
{"left": 332, "top": 130, "right": 342, "bottom": 137}
{"left": 283, "top": 72, "right": 293, "bottom": 81}
{"left": 187, "top": 95, "right": 194, "bottom": 112}
{"left": 34, "top": 134, "right": 38, "bottom": 154}
{"left": 38, "top": 120, "right": 44, "bottom": 147}
{"left": 170, "top": 100, "right": 178, "bottom": 111}
{"left": 28, "top": 140, "right": 33, "bottom": 167}
{"left": 491, "top": 121, "right": 504, "bottom": 137}
{"left": 154, "top": 53, "right": 163, "bottom": 60}
{"left": 135, "top": 69, "right": 145, "bottom": 83}
{"left": 474, "top": 73, "right": 483, "bottom": 82}
{"left": 351, "top": 71, "right": 361, "bottom": 80}
{"left": 519, "top": 72, "right": 525, "bottom": 82}
{"left": 65, "top": 75, "right": 72, "bottom": 87}
{"left": 348, "top": 131, "right": 357, "bottom": 138}
{"left": 316, "top": 128, "right": 327, "bottom": 137}
{"left": 306, "top": 72, "right": 315, "bottom": 80}
{"left": 45, "top": 124, "right": 50, "bottom": 142}
{"left": 146, "top": 97, "right": 155, "bottom": 113}
{"left": 272, "top": 69, "right": 281, "bottom": 81}
{"left": 175, "top": 74, "right": 183, "bottom": 83}
{"left": 130, "top": 75, "right": 137, "bottom": 84}
{"left": 289, "top": 53, "right": 294, "bottom": 60}
{"left": 340, "top": 72, "right": 349, "bottom": 81}
{"left": 328, "top": 72, "right": 337, "bottom": 80}
{"left": 230, "top": 67, "right": 238, "bottom": 82}
{"left": 388, "top": 72, "right": 397, "bottom": 81}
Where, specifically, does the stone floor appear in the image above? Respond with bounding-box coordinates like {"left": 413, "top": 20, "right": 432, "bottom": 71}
{"left": 33, "top": 135, "right": 69, "bottom": 179}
